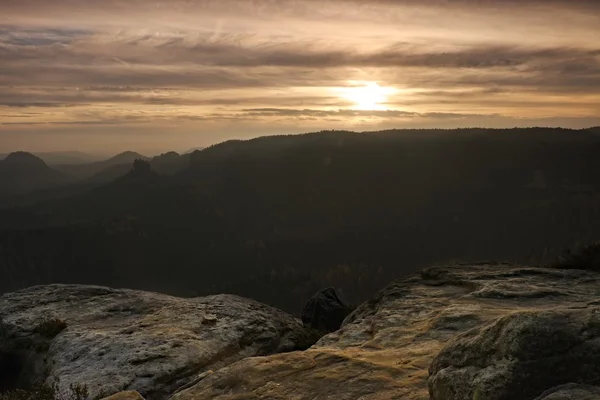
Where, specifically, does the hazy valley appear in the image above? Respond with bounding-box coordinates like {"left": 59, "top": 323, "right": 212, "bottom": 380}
{"left": 2, "top": 128, "right": 600, "bottom": 313}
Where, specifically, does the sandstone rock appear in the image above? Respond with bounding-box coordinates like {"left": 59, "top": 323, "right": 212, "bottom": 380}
{"left": 168, "top": 370, "right": 214, "bottom": 399}
{"left": 534, "top": 384, "right": 600, "bottom": 400}
{"left": 301, "top": 287, "right": 351, "bottom": 332}
{"left": 171, "top": 264, "right": 600, "bottom": 400}
{"left": 429, "top": 308, "right": 600, "bottom": 400}
{"left": 100, "top": 391, "right": 145, "bottom": 400}
{"left": 0, "top": 285, "right": 306, "bottom": 400}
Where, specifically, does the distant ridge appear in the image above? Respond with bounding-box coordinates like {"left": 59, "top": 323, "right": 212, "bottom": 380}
{"left": 55, "top": 151, "right": 150, "bottom": 180}
{"left": 184, "top": 147, "right": 205, "bottom": 154}
{"left": 3, "top": 151, "right": 48, "bottom": 167}
{"left": 1, "top": 151, "right": 103, "bottom": 165}
{"left": 106, "top": 151, "right": 149, "bottom": 164}
{"left": 3, "top": 127, "right": 600, "bottom": 315}
{"left": 0, "top": 152, "right": 71, "bottom": 198}
{"left": 35, "top": 151, "right": 103, "bottom": 165}
{"left": 84, "top": 152, "right": 189, "bottom": 183}
{"left": 586, "top": 126, "right": 600, "bottom": 134}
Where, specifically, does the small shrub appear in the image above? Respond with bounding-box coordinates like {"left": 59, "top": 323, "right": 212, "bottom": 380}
{"left": 0, "top": 390, "right": 30, "bottom": 400}
{"left": 64, "top": 383, "right": 89, "bottom": 400}
{"left": 553, "top": 242, "right": 600, "bottom": 272}
{"left": 295, "top": 328, "right": 329, "bottom": 351}
{"left": 34, "top": 319, "right": 68, "bottom": 339}
{"left": 0, "top": 382, "right": 92, "bottom": 400}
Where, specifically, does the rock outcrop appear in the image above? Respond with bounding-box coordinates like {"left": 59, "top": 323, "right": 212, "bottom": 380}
{"left": 429, "top": 308, "right": 600, "bottom": 400}
{"left": 301, "top": 287, "right": 352, "bottom": 332}
{"left": 101, "top": 391, "right": 146, "bottom": 400}
{"left": 534, "top": 384, "right": 600, "bottom": 400}
{"left": 171, "top": 264, "right": 600, "bottom": 400}
{"left": 3, "top": 264, "right": 600, "bottom": 400}
{"left": 0, "top": 285, "right": 307, "bottom": 400}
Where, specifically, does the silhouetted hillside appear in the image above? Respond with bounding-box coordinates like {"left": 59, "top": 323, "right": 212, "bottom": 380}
{"left": 184, "top": 147, "right": 205, "bottom": 154}
{"left": 4, "top": 151, "right": 48, "bottom": 166}
{"left": 151, "top": 151, "right": 190, "bottom": 175}
{"left": 0, "top": 152, "right": 72, "bottom": 201}
{"left": 0, "top": 151, "right": 190, "bottom": 208}
{"left": 0, "top": 151, "right": 103, "bottom": 165}
{"left": 55, "top": 151, "right": 150, "bottom": 180}
{"left": 2, "top": 128, "right": 600, "bottom": 313}
{"left": 35, "top": 151, "right": 103, "bottom": 165}
{"left": 86, "top": 163, "right": 133, "bottom": 184}
{"left": 63, "top": 151, "right": 189, "bottom": 184}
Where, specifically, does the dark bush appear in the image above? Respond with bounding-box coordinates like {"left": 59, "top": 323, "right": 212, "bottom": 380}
{"left": 34, "top": 319, "right": 68, "bottom": 339}
{"left": 295, "top": 328, "right": 330, "bottom": 351}
{"left": 301, "top": 287, "right": 355, "bottom": 333}
{"left": 553, "top": 242, "right": 600, "bottom": 271}
{"left": 0, "top": 382, "right": 89, "bottom": 400}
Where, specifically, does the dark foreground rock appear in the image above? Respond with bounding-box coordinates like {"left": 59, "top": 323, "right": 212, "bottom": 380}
{"left": 0, "top": 285, "right": 307, "bottom": 400}
{"left": 301, "top": 287, "right": 352, "bottom": 332}
{"left": 171, "top": 264, "right": 600, "bottom": 400}
{"left": 429, "top": 309, "right": 600, "bottom": 400}
{"left": 101, "top": 391, "right": 146, "bottom": 400}
{"left": 534, "top": 384, "right": 600, "bottom": 400}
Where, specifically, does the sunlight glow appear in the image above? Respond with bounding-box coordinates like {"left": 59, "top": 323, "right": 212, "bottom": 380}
{"left": 340, "top": 82, "right": 396, "bottom": 110}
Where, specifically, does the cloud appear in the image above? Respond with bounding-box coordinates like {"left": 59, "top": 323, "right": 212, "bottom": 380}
{"left": 0, "top": 0, "right": 599, "bottom": 153}
{"left": 237, "top": 108, "right": 504, "bottom": 120}
{"left": 3, "top": 26, "right": 599, "bottom": 69}
{"left": 1, "top": 27, "right": 598, "bottom": 96}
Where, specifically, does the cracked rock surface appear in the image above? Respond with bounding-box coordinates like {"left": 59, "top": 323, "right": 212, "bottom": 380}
{"left": 0, "top": 285, "right": 306, "bottom": 400}
{"left": 172, "top": 264, "right": 600, "bottom": 400}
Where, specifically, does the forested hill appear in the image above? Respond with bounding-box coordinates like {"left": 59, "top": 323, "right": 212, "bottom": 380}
{"left": 1, "top": 127, "right": 600, "bottom": 314}
{"left": 0, "top": 152, "right": 73, "bottom": 198}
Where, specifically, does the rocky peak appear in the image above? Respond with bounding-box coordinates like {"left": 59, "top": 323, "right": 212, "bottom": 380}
{"left": 152, "top": 152, "right": 180, "bottom": 162}
{"left": 109, "top": 151, "right": 148, "bottom": 164}
{"left": 3, "top": 151, "right": 47, "bottom": 167}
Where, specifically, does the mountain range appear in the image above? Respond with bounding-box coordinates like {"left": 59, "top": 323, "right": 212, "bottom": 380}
{"left": 1, "top": 127, "right": 600, "bottom": 313}
{"left": 54, "top": 151, "right": 150, "bottom": 180}
{"left": 0, "top": 150, "right": 191, "bottom": 206}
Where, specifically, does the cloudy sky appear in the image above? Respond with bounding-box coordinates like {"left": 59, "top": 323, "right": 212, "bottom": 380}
{"left": 1, "top": 0, "right": 599, "bottom": 154}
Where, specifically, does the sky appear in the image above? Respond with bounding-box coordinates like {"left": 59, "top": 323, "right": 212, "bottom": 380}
{"left": 1, "top": 0, "right": 599, "bottom": 155}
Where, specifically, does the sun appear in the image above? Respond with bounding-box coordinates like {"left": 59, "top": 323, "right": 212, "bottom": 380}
{"left": 340, "top": 82, "right": 396, "bottom": 110}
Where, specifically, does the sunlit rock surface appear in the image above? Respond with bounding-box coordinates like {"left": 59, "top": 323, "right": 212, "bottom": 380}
{"left": 0, "top": 285, "right": 306, "bottom": 400}
{"left": 100, "top": 391, "right": 146, "bottom": 400}
{"left": 172, "top": 264, "right": 600, "bottom": 400}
